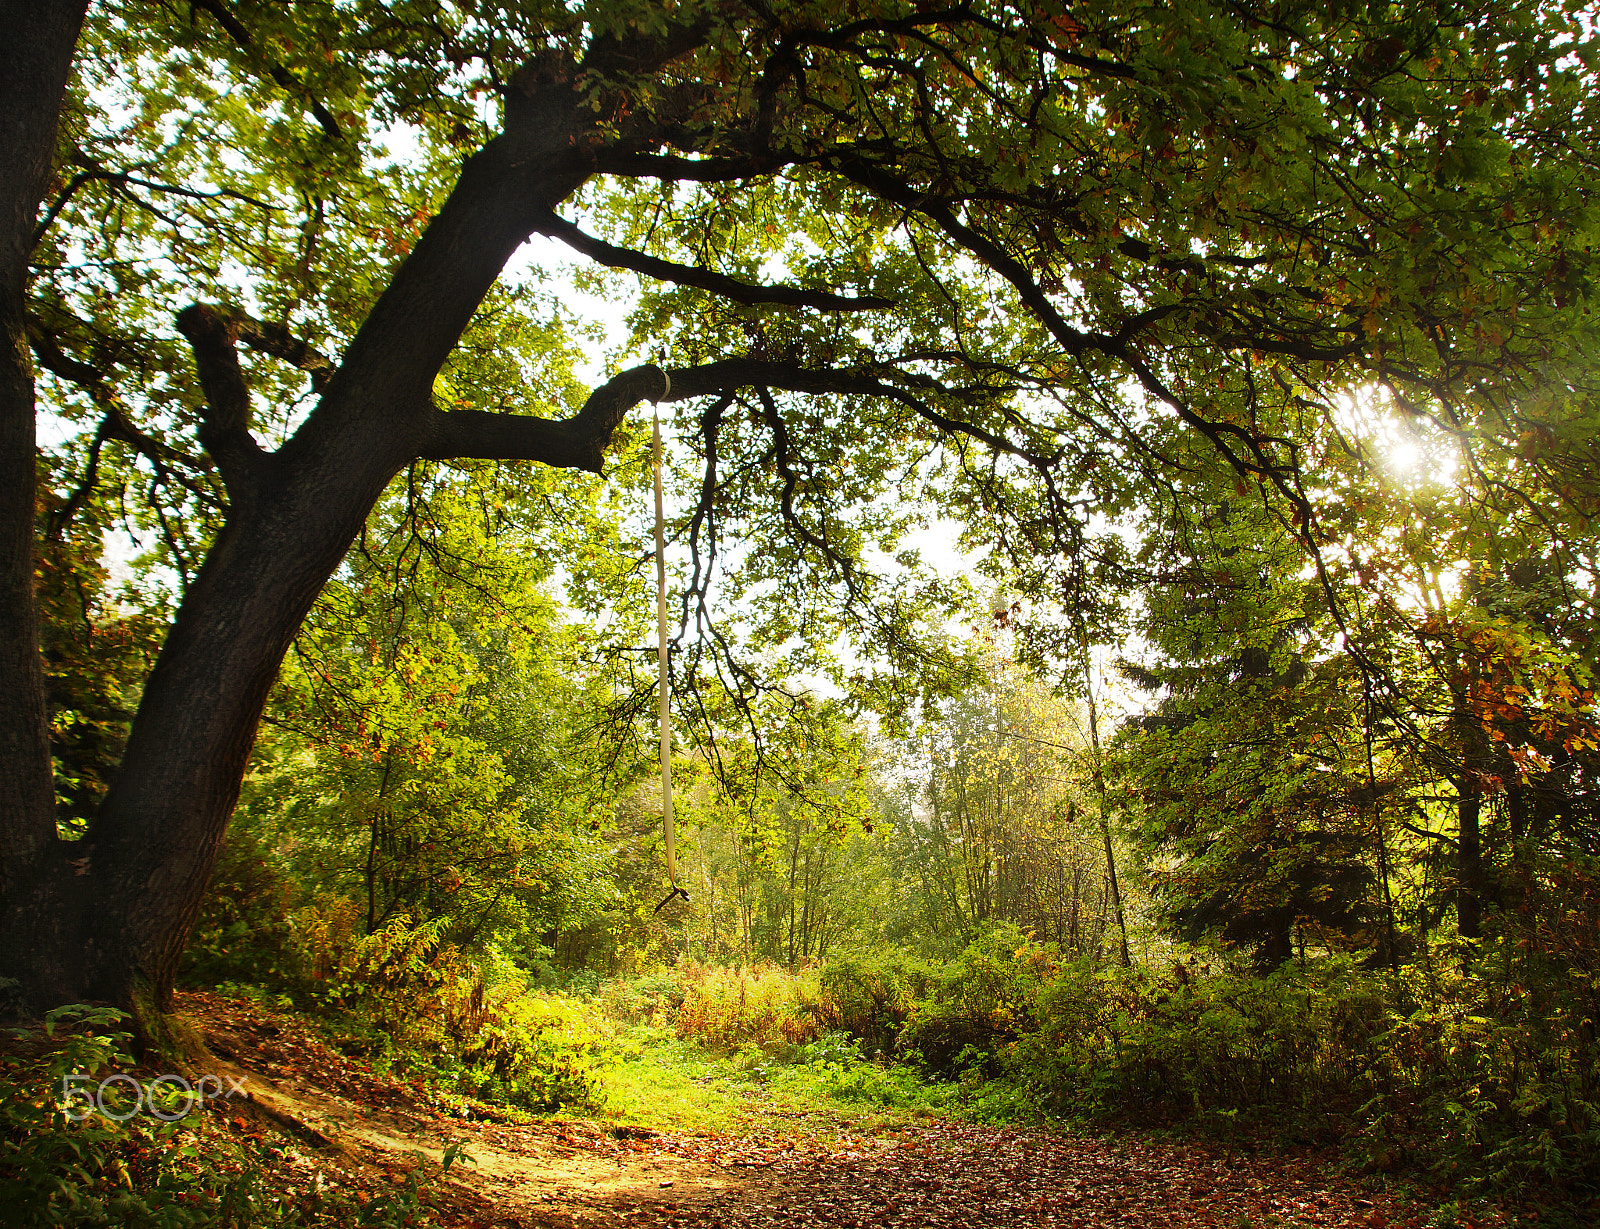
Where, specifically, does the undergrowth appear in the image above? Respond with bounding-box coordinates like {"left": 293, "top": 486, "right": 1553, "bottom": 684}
{"left": 197, "top": 909, "right": 607, "bottom": 1115}
{"left": 181, "top": 899, "right": 1600, "bottom": 1219}
{"left": 591, "top": 1023, "right": 956, "bottom": 1136}
{"left": 0, "top": 1005, "right": 458, "bottom": 1227}
{"left": 603, "top": 935, "right": 1600, "bottom": 1217}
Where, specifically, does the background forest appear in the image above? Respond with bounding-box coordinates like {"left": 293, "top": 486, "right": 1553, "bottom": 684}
{"left": 59, "top": 380, "right": 1599, "bottom": 1207}
{"left": 6, "top": 0, "right": 1600, "bottom": 1224}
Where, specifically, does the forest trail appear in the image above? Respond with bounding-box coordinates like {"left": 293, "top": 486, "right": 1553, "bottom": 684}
{"left": 181, "top": 991, "right": 1412, "bottom": 1229}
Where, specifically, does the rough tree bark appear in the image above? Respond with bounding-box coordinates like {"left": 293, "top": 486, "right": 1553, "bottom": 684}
{"left": 0, "top": 21, "right": 721, "bottom": 1042}
{"left": 0, "top": 15, "right": 913, "bottom": 1045}
{"left": 0, "top": 0, "right": 92, "bottom": 1016}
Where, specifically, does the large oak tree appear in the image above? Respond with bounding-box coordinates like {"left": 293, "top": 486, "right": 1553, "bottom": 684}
{"left": 2, "top": 0, "right": 1595, "bottom": 1039}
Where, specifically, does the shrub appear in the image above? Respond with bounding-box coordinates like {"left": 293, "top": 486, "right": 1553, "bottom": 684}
{"left": 293, "top": 914, "right": 608, "bottom": 1112}
{"left": 1011, "top": 954, "right": 1385, "bottom": 1129}
{"left": 180, "top": 827, "right": 306, "bottom": 997}
{"left": 818, "top": 948, "right": 936, "bottom": 1054}
{"left": 439, "top": 979, "right": 608, "bottom": 1112}
{"left": 898, "top": 927, "right": 1053, "bottom": 1077}
{"left": 793, "top": 1031, "right": 953, "bottom": 1111}
{"left": 594, "top": 968, "right": 690, "bottom": 1025}
{"left": 1355, "top": 942, "right": 1600, "bottom": 1197}
{"left": 674, "top": 962, "right": 824, "bottom": 1052}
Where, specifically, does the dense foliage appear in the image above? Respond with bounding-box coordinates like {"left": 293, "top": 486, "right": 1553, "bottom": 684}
{"left": 6, "top": 0, "right": 1600, "bottom": 1222}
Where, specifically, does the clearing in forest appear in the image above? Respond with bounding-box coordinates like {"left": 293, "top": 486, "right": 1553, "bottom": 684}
{"left": 183, "top": 991, "right": 1433, "bottom": 1229}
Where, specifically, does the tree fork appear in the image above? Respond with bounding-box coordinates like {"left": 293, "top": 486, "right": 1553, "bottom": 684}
{"left": 0, "top": 39, "right": 630, "bottom": 1037}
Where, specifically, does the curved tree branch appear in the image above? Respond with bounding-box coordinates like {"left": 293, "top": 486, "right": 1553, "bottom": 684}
{"left": 189, "top": 0, "right": 343, "bottom": 141}
{"left": 832, "top": 158, "right": 1101, "bottom": 357}
{"left": 31, "top": 314, "right": 203, "bottom": 464}
{"left": 592, "top": 150, "right": 803, "bottom": 181}
{"left": 33, "top": 153, "right": 279, "bottom": 244}
{"left": 422, "top": 364, "right": 669, "bottom": 471}
{"left": 534, "top": 210, "right": 893, "bottom": 311}
{"left": 425, "top": 355, "right": 1057, "bottom": 481}
{"left": 231, "top": 315, "right": 336, "bottom": 392}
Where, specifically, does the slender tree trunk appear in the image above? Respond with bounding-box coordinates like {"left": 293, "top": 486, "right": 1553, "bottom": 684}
{"left": 1443, "top": 657, "right": 1499, "bottom": 947}
{"left": 1068, "top": 864, "right": 1081, "bottom": 953}
{"left": 1456, "top": 774, "right": 1483, "bottom": 941}
{"left": 785, "top": 832, "right": 800, "bottom": 968}
{"left": 1362, "top": 686, "right": 1400, "bottom": 975}
{"left": 367, "top": 810, "right": 382, "bottom": 936}
{"left": 1083, "top": 649, "right": 1131, "bottom": 967}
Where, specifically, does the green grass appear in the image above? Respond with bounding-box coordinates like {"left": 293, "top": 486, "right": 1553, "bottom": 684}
{"left": 586, "top": 1025, "right": 963, "bottom": 1138}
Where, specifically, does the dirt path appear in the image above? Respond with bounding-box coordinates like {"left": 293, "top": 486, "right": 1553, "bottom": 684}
{"left": 179, "top": 991, "right": 1418, "bottom": 1229}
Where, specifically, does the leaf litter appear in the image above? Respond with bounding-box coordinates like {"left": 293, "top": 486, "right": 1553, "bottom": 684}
{"left": 175, "top": 991, "right": 1479, "bottom": 1228}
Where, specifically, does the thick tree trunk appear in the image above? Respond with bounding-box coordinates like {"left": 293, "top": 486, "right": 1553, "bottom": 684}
{"left": 3, "top": 67, "right": 600, "bottom": 1036}
{"left": 87, "top": 477, "right": 408, "bottom": 1008}
{"left": 81, "top": 99, "right": 598, "bottom": 1025}
{"left": 3, "top": 409, "right": 425, "bottom": 1031}
{"left": 3, "top": 18, "right": 713, "bottom": 1047}
{"left": 0, "top": 0, "right": 91, "bottom": 1017}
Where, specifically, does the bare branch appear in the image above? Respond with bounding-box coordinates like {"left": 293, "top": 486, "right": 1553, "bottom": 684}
{"left": 754, "top": 384, "right": 854, "bottom": 577}
{"left": 833, "top": 158, "right": 1102, "bottom": 357}
{"left": 232, "top": 316, "right": 336, "bottom": 392}
{"left": 422, "top": 365, "right": 669, "bottom": 471}
{"left": 666, "top": 359, "right": 1053, "bottom": 470}
{"left": 47, "top": 414, "right": 112, "bottom": 539}
{"left": 33, "top": 153, "right": 279, "bottom": 244}
{"left": 28, "top": 314, "right": 207, "bottom": 473}
{"left": 26, "top": 313, "right": 101, "bottom": 386}
{"left": 30, "top": 316, "right": 219, "bottom": 535}
{"left": 189, "top": 0, "right": 343, "bottom": 141}
{"left": 534, "top": 210, "right": 893, "bottom": 311}
{"left": 425, "top": 355, "right": 1052, "bottom": 475}
{"left": 592, "top": 151, "right": 801, "bottom": 182}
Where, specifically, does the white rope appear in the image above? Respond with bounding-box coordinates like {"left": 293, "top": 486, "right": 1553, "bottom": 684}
{"left": 653, "top": 405, "right": 677, "bottom": 888}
